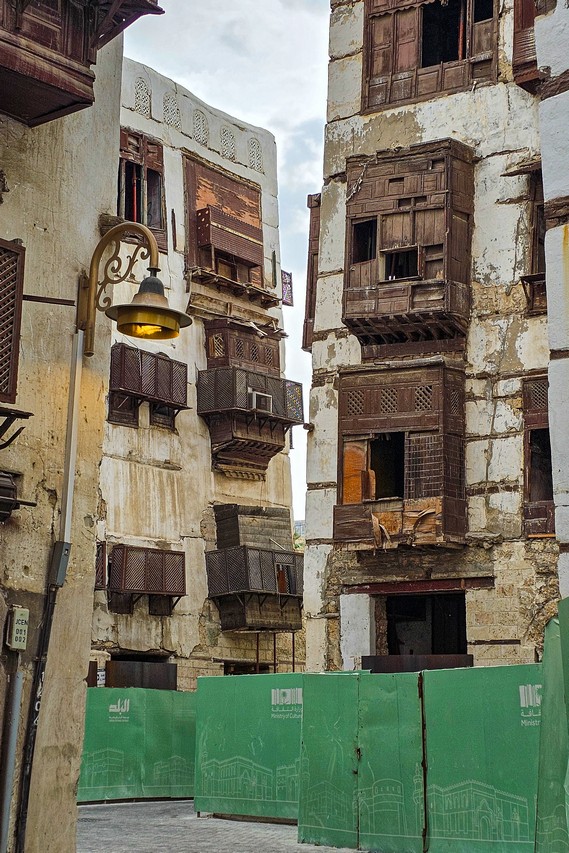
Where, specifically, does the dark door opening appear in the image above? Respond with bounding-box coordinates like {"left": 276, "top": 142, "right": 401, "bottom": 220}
{"left": 386, "top": 593, "right": 467, "bottom": 655}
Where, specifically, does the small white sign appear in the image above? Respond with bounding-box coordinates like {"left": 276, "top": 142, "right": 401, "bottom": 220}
{"left": 6, "top": 606, "right": 30, "bottom": 651}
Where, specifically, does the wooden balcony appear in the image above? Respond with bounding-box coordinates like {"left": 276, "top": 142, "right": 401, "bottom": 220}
{"left": 343, "top": 272, "right": 470, "bottom": 347}
{"left": 205, "top": 545, "right": 303, "bottom": 632}
{"left": 333, "top": 496, "right": 466, "bottom": 550}
{"left": 0, "top": 0, "right": 163, "bottom": 126}
{"left": 197, "top": 368, "right": 304, "bottom": 475}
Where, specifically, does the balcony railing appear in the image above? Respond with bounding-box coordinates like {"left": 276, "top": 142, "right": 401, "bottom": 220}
{"left": 197, "top": 368, "right": 303, "bottom": 425}
{"left": 343, "top": 276, "right": 470, "bottom": 346}
{"left": 206, "top": 546, "right": 303, "bottom": 632}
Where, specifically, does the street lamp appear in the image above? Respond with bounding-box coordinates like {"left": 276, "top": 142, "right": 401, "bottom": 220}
{"left": 76, "top": 221, "right": 192, "bottom": 356}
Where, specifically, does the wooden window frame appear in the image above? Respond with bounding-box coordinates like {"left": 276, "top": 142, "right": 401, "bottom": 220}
{"left": 303, "top": 193, "right": 321, "bottom": 352}
{"left": 513, "top": 0, "right": 542, "bottom": 93}
{"left": 363, "top": 0, "right": 497, "bottom": 112}
{"left": 0, "top": 237, "right": 25, "bottom": 405}
{"left": 95, "top": 541, "right": 107, "bottom": 590}
{"left": 118, "top": 128, "right": 167, "bottom": 252}
{"left": 523, "top": 377, "right": 555, "bottom": 537}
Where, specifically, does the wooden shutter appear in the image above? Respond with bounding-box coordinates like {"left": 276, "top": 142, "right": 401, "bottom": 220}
{"left": 513, "top": 0, "right": 539, "bottom": 91}
{"left": 95, "top": 542, "right": 107, "bottom": 590}
{"left": 109, "top": 544, "right": 186, "bottom": 596}
{"left": 342, "top": 440, "right": 369, "bottom": 504}
{"left": 303, "top": 194, "right": 321, "bottom": 352}
{"left": 0, "top": 238, "right": 25, "bottom": 405}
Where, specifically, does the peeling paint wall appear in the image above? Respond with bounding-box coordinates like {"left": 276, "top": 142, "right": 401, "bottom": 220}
{"left": 91, "top": 60, "right": 303, "bottom": 685}
{"left": 305, "top": 0, "right": 560, "bottom": 671}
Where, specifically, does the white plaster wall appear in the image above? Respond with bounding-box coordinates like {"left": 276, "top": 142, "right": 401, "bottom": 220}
{"left": 340, "top": 593, "right": 374, "bottom": 670}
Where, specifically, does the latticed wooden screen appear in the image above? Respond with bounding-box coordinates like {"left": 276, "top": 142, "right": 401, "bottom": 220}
{"left": 95, "top": 542, "right": 107, "bottom": 590}
{"left": 205, "top": 546, "right": 303, "bottom": 597}
{"left": 0, "top": 238, "right": 25, "bottom": 404}
{"left": 197, "top": 367, "right": 303, "bottom": 424}
{"left": 109, "top": 343, "right": 187, "bottom": 407}
{"left": 109, "top": 544, "right": 186, "bottom": 595}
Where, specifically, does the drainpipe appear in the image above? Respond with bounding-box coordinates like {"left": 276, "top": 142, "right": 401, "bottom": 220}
{"left": 0, "top": 664, "right": 23, "bottom": 853}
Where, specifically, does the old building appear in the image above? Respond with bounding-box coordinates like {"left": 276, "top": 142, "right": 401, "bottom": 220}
{"left": 304, "top": 0, "right": 562, "bottom": 671}
{"left": 0, "top": 8, "right": 302, "bottom": 853}
{"left": 89, "top": 59, "right": 304, "bottom": 689}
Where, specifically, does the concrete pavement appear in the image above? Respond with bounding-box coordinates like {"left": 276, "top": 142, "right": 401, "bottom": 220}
{"left": 77, "top": 800, "right": 354, "bottom": 853}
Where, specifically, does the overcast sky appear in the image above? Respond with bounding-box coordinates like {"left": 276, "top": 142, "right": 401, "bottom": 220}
{"left": 125, "top": 0, "right": 330, "bottom": 519}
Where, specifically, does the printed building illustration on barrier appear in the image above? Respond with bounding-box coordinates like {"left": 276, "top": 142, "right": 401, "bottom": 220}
{"left": 200, "top": 754, "right": 301, "bottom": 805}
{"left": 153, "top": 756, "right": 193, "bottom": 788}
{"left": 359, "top": 779, "right": 409, "bottom": 838}
{"left": 304, "top": 781, "right": 355, "bottom": 830}
{"left": 428, "top": 781, "right": 530, "bottom": 843}
{"left": 80, "top": 749, "right": 125, "bottom": 791}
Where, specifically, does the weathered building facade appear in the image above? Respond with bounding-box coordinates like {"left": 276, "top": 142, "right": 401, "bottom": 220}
{"left": 0, "top": 10, "right": 302, "bottom": 853}
{"left": 89, "top": 59, "right": 304, "bottom": 690}
{"left": 304, "top": 0, "right": 562, "bottom": 671}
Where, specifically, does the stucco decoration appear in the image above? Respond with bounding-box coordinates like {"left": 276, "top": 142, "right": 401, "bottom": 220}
{"left": 221, "top": 126, "right": 236, "bottom": 161}
{"left": 248, "top": 137, "right": 263, "bottom": 172}
{"left": 163, "top": 92, "right": 181, "bottom": 130}
{"left": 134, "top": 77, "right": 151, "bottom": 117}
{"left": 193, "top": 109, "right": 209, "bottom": 146}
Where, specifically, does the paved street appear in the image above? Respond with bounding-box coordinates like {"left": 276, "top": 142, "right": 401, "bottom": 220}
{"left": 77, "top": 800, "right": 354, "bottom": 853}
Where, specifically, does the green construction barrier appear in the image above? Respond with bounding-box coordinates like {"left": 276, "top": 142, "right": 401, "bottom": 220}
{"left": 77, "top": 688, "right": 196, "bottom": 802}
{"left": 298, "top": 672, "right": 360, "bottom": 848}
{"left": 535, "top": 618, "right": 569, "bottom": 852}
{"left": 358, "top": 672, "right": 424, "bottom": 853}
{"left": 423, "top": 664, "right": 542, "bottom": 853}
{"left": 194, "top": 672, "right": 303, "bottom": 820}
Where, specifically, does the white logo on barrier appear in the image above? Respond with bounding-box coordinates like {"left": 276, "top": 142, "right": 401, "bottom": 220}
{"left": 519, "top": 683, "right": 541, "bottom": 727}
{"left": 108, "top": 698, "right": 130, "bottom": 723}
{"left": 271, "top": 687, "right": 303, "bottom": 720}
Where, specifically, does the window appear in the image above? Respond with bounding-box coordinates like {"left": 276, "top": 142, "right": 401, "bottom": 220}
{"left": 384, "top": 248, "right": 418, "bottom": 280}
{"left": 117, "top": 129, "right": 167, "bottom": 251}
{"left": 185, "top": 156, "right": 264, "bottom": 289}
{"left": 95, "top": 542, "right": 107, "bottom": 590}
{"left": 352, "top": 219, "right": 377, "bottom": 264}
{"left": 521, "top": 171, "right": 547, "bottom": 314}
{"left": 513, "top": 0, "right": 541, "bottom": 92}
{"left": 0, "top": 238, "right": 25, "bottom": 405}
{"left": 303, "top": 193, "right": 321, "bottom": 352}
{"left": 523, "top": 378, "right": 554, "bottom": 536}
{"left": 364, "top": 0, "right": 496, "bottom": 111}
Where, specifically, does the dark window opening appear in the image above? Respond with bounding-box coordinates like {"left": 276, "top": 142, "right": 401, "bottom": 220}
{"left": 474, "top": 0, "right": 494, "bottom": 22}
{"left": 532, "top": 172, "right": 546, "bottom": 275}
{"left": 123, "top": 160, "right": 142, "bottom": 223}
{"left": 106, "top": 654, "right": 177, "bottom": 689}
{"left": 224, "top": 662, "right": 271, "bottom": 675}
{"left": 276, "top": 564, "right": 296, "bottom": 594}
{"left": 146, "top": 169, "right": 163, "bottom": 229}
{"left": 528, "top": 428, "right": 553, "bottom": 503}
{"left": 370, "top": 432, "right": 405, "bottom": 499}
{"left": 384, "top": 248, "right": 418, "bottom": 280}
{"left": 352, "top": 219, "right": 377, "bottom": 264}
{"left": 386, "top": 593, "right": 467, "bottom": 655}
{"left": 149, "top": 402, "right": 175, "bottom": 430}
{"left": 108, "top": 392, "right": 139, "bottom": 427}
{"left": 422, "top": 0, "right": 464, "bottom": 67}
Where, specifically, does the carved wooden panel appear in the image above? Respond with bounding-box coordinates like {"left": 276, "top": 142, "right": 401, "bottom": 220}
{"left": 0, "top": 238, "right": 24, "bottom": 405}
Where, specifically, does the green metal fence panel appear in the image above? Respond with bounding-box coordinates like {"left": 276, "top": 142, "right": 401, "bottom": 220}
{"left": 423, "top": 664, "right": 543, "bottom": 853}
{"left": 78, "top": 688, "right": 196, "bottom": 802}
{"left": 298, "top": 672, "right": 360, "bottom": 849}
{"left": 535, "top": 618, "right": 569, "bottom": 852}
{"left": 358, "top": 672, "right": 424, "bottom": 853}
{"left": 194, "top": 673, "right": 303, "bottom": 820}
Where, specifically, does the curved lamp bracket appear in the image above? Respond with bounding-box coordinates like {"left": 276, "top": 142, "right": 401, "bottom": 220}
{"left": 77, "top": 222, "right": 160, "bottom": 357}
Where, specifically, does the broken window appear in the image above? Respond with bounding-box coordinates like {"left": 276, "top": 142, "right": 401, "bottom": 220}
{"left": 117, "top": 129, "right": 167, "bottom": 250}
{"left": 352, "top": 219, "right": 377, "bottom": 264}
{"left": 370, "top": 433, "right": 405, "bottom": 499}
{"left": 386, "top": 593, "right": 467, "bottom": 655}
{"left": 364, "top": 0, "right": 496, "bottom": 111}
{"left": 523, "top": 377, "right": 555, "bottom": 536}
{"left": 384, "top": 248, "right": 418, "bottom": 280}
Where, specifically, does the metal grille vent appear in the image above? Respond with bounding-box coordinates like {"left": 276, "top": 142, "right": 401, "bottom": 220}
{"left": 347, "top": 390, "right": 365, "bottom": 417}
{"left": 415, "top": 385, "right": 432, "bottom": 411}
{"left": 380, "top": 387, "right": 398, "bottom": 414}
{"left": 449, "top": 388, "right": 461, "bottom": 416}
{"left": 0, "top": 239, "right": 24, "bottom": 404}
{"left": 109, "top": 544, "right": 185, "bottom": 596}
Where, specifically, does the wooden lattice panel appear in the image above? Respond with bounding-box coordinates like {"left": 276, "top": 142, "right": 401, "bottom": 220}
{"left": 0, "top": 238, "right": 24, "bottom": 404}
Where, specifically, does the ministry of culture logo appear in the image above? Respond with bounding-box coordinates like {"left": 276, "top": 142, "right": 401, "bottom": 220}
{"left": 271, "top": 687, "right": 303, "bottom": 720}
{"left": 519, "top": 683, "right": 541, "bottom": 727}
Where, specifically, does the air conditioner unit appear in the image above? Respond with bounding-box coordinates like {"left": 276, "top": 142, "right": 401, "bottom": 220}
{"left": 249, "top": 390, "right": 273, "bottom": 413}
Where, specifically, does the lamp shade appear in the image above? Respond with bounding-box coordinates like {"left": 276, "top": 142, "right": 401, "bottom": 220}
{"left": 105, "top": 272, "right": 192, "bottom": 341}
